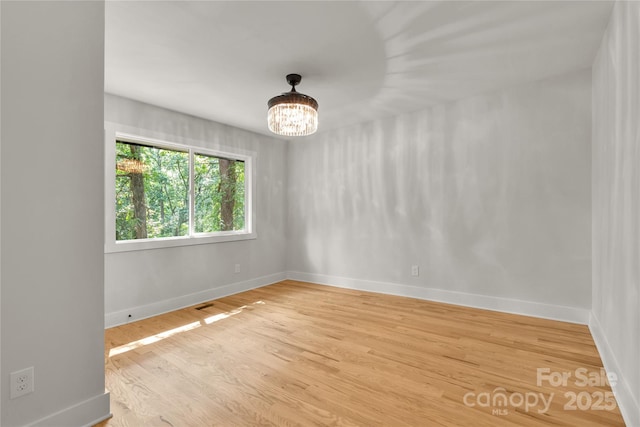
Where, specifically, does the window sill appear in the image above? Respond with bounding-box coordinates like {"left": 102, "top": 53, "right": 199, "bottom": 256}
{"left": 105, "top": 231, "right": 257, "bottom": 253}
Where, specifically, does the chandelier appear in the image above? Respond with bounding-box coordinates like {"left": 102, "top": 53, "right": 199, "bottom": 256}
{"left": 267, "top": 74, "right": 318, "bottom": 137}
{"left": 116, "top": 158, "right": 148, "bottom": 174}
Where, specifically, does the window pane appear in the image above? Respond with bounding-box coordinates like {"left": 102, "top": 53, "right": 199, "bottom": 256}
{"left": 194, "top": 153, "right": 245, "bottom": 233}
{"left": 115, "top": 141, "right": 189, "bottom": 240}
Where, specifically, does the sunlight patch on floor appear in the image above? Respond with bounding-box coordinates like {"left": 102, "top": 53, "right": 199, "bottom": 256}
{"left": 108, "top": 300, "right": 266, "bottom": 357}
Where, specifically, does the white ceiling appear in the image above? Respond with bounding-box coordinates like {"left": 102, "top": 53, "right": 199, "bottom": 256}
{"left": 105, "top": 1, "right": 613, "bottom": 138}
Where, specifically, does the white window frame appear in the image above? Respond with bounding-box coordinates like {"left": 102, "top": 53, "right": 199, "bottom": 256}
{"left": 105, "top": 123, "right": 256, "bottom": 253}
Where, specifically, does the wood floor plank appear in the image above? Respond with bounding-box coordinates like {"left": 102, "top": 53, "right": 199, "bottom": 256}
{"left": 97, "top": 281, "right": 626, "bottom": 426}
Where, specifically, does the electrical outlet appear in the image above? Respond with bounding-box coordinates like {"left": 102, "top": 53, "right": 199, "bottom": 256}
{"left": 234, "top": 264, "right": 241, "bottom": 274}
{"left": 411, "top": 265, "right": 419, "bottom": 277}
{"left": 10, "top": 367, "right": 34, "bottom": 399}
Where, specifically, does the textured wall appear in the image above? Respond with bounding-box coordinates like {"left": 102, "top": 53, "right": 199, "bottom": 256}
{"left": 1, "top": 2, "right": 108, "bottom": 425}
{"left": 288, "top": 70, "right": 592, "bottom": 310}
{"left": 592, "top": 1, "right": 640, "bottom": 424}
{"left": 104, "top": 94, "right": 287, "bottom": 325}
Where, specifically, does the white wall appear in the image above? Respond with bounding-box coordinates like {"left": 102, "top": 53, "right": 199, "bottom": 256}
{"left": 287, "top": 70, "right": 592, "bottom": 323}
{"left": 104, "top": 95, "right": 288, "bottom": 327}
{"left": 1, "top": 2, "right": 109, "bottom": 426}
{"left": 591, "top": 1, "right": 640, "bottom": 425}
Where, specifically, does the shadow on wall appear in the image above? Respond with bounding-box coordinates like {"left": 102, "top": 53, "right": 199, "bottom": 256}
{"left": 288, "top": 69, "right": 592, "bottom": 309}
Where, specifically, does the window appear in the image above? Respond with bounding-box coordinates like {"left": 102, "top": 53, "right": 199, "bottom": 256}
{"left": 116, "top": 142, "right": 189, "bottom": 240}
{"left": 193, "top": 153, "right": 245, "bottom": 234}
{"left": 106, "top": 130, "right": 255, "bottom": 252}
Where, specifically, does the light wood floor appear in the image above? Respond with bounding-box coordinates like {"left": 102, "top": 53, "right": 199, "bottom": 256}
{"left": 97, "top": 280, "right": 625, "bottom": 426}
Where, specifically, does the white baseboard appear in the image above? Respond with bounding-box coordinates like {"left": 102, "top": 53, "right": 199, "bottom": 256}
{"left": 286, "top": 271, "right": 590, "bottom": 324}
{"left": 589, "top": 312, "right": 640, "bottom": 427}
{"left": 105, "top": 272, "right": 286, "bottom": 328}
{"left": 27, "top": 391, "right": 111, "bottom": 427}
